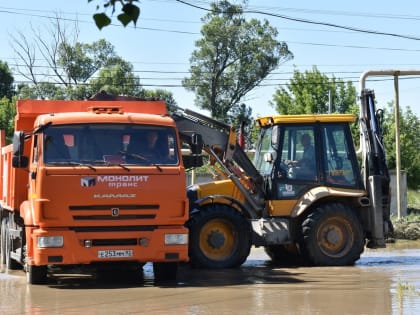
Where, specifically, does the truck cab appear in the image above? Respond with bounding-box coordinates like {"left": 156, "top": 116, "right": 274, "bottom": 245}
{"left": 1, "top": 100, "right": 189, "bottom": 284}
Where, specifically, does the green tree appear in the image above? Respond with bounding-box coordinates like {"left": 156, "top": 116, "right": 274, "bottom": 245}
{"left": 0, "top": 61, "right": 14, "bottom": 99}
{"left": 139, "top": 89, "right": 177, "bottom": 107}
{"left": 183, "top": 0, "right": 292, "bottom": 123}
{"left": 271, "top": 66, "right": 357, "bottom": 114}
{"left": 383, "top": 104, "right": 420, "bottom": 189}
{"left": 0, "top": 96, "right": 16, "bottom": 142}
{"left": 12, "top": 18, "right": 121, "bottom": 100}
{"left": 89, "top": 57, "right": 141, "bottom": 96}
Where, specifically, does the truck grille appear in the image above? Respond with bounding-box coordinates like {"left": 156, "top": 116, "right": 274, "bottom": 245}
{"left": 70, "top": 226, "right": 156, "bottom": 232}
{"left": 69, "top": 204, "right": 158, "bottom": 221}
{"left": 91, "top": 239, "right": 138, "bottom": 246}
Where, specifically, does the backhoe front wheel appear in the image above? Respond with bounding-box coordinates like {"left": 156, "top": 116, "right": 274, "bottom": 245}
{"left": 188, "top": 205, "right": 251, "bottom": 269}
{"left": 300, "top": 203, "right": 365, "bottom": 266}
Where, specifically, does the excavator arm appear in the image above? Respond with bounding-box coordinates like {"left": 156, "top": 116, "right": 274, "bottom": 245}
{"left": 359, "top": 89, "right": 392, "bottom": 247}
{"left": 172, "top": 108, "right": 265, "bottom": 216}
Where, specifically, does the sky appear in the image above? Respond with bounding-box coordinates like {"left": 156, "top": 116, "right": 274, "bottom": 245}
{"left": 1, "top": 0, "right": 420, "bottom": 118}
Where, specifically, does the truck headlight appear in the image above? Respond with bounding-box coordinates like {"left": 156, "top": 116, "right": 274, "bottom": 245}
{"left": 164, "top": 234, "right": 188, "bottom": 245}
{"left": 37, "top": 236, "right": 64, "bottom": 248}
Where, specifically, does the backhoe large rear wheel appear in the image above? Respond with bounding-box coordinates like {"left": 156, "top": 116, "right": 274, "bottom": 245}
{"left": 188, "top": 205, "right": 251, "bottom": 269}
{"left": 300, "top": 203, "right": 364, "bottom": 266}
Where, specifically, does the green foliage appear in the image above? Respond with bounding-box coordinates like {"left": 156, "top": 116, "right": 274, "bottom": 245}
{"left": 271, "top": 66, "right": 357, "bottom": 114}
{"left": 183, "top": 0, "right": 292, "bottom": 124}
{"left": 90, "top": 0, "right": 140, "bottom": 29}
{"left": 89, "top": 57, "right": 141, "bottom": 96}
{"left": 139, "top": 89, "right": 177, "bottom": 107}
{"left": 0, "top": 97, "right": 16, "bottom": 143}
{"left": 0, "top": 61, "right": 14, "bottom": 99}
{"left": 13, "top": 18, "right": 175, "bottom": 101}
{"left": 382, "top": 104, "right": 420, "bottom": 189}
{"left": 408, "top": 189, "right": 420, "bottom": 210}
{"left": 58, "top": 39, "right": 117, "bottom": 84}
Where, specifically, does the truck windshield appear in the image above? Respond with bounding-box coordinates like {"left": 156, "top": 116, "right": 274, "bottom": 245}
{"left": 43, "top": 124, "right": 179, "bottom": 166}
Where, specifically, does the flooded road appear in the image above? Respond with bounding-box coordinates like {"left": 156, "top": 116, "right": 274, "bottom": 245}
{"left": 1, "top": 240, "right": 419, "bottom": 315}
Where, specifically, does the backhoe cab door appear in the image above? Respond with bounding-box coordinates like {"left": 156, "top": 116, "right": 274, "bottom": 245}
{"left": 254, "top": 122, "right": 362, "bottom": 215}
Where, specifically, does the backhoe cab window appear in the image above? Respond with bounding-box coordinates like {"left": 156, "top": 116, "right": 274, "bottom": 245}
{"left": 279, "top": 127, "right": 317, "bottom": 181}
{"left": 43, "top": 124, "right": 179, "bottom": 166}
{"left": 254, "top": 127, "right": 277, "bottom": 175}
{"left": 322, "top": 125, "right": 357, "bottom": 186}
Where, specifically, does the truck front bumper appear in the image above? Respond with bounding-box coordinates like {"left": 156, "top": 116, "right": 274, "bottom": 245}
{"left": 27, "top": 226, "right": 189, "bottom": 266}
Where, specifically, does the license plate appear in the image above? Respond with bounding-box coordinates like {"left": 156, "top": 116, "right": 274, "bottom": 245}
{"left": 98, "top": 250, "right": 133, "bottom": 258}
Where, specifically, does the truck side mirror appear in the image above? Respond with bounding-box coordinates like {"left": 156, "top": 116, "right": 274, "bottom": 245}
{"left": 13, "top": 131, "right": 25, "bottom": 156}
{"left": 12, "top": 155, "right": 29, "bottom": 168}
{"left": 182, "top": 155, "right": 204, "bottom": 169}
{"left": 190, "top": 133, "right": 203, "bottom": 154}
{"left": 12, "top": 131, "right": 29, "bottom": 168}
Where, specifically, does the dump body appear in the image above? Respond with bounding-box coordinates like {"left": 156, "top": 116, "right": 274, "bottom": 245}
{"left": 1, "top": 99, "right": 188, "bottom": 283}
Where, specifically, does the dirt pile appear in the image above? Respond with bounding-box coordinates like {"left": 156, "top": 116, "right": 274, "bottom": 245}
{"left": 393, "top": 221, "right": 420, "bottom": 240}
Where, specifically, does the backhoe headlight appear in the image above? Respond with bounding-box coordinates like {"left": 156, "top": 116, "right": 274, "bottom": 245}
{"left": 165, "top": 233, "right": 188, "bottom": 245}
{"left": 37, "top": 236, "right": 64, "bottom": 248}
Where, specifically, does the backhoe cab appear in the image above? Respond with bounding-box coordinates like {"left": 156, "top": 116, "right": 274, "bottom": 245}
{"left": 178, "top": 89, "right": 391, "bottom": 268}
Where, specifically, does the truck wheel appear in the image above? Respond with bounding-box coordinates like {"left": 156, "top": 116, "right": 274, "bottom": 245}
{"left": 153, "top": 262, "right": 178, "bottom": 282}
{"left": 264, "top": 244, "right": 302, "bottom": 266}
{"left": 5, "top": 218, "right": 22, "bottom": 270}
{"left": 188, "top": 205, "right": 251, "bottom": 269}
{"left": 27, "top": 265, "right": 48, "bottom": 284}
{"left": 300, "top": 203, "right": 364, "bottom": 266}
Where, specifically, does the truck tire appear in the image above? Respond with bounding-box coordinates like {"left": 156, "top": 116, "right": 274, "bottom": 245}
{"left": 300, "top": 203, "right": 365, "bottom": 266}
{"left": 27, "top": 265, "right": 48, "bottom": 284}
{"left": 4, "top": 217, "right": 22, "bottom": 270}
{"left": 264, "top": 244, "right": 302, "bottom": 266}
{"left": 188, "top": 205, "right": 251, "bottom": 269}
{"left": 153, "top": 262, "right": 178, "bottom": 282}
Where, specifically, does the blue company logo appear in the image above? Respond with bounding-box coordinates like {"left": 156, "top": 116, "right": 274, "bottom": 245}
{"left": 81, "top": 177, "right": 96, "bottom": 187}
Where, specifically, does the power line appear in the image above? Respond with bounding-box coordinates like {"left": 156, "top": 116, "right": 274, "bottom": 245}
{"left": 13, "top": 75, "right": 420, "bottom": 90}
{"left": 175, "top": 0, "right": 420, "bottom": 41}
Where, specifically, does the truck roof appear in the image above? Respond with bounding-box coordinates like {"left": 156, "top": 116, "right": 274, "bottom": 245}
{"left": 35, "top": 110, "right": 175, "bottom": 127}
{"left": 15, "top": 99, "right": 169, "bottom": 130}
{"left": 256, "top": 114, "right": 356, "bottom": 128}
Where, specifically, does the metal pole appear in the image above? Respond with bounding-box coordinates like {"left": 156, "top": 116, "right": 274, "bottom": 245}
{"left": 328, "top": 90, "right": 332, "bottom": 113}
{"left": 393, "top": 75, "right": 402, "bottom": 220}
{"left": 191, "top": 168, "right": 196, "bottom": 185}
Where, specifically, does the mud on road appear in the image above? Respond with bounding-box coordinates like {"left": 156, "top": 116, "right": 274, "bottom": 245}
{"left": 1, "top": 241, "right": 419, "bottom": 315}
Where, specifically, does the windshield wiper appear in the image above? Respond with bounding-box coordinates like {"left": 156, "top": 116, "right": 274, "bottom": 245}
{"left": 46, "top": 161, "right": 97, "bottom": 171}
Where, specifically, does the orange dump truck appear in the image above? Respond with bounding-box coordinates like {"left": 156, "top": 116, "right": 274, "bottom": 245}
{"left": 0, "top": 98, "right": 189, "bottom": 284}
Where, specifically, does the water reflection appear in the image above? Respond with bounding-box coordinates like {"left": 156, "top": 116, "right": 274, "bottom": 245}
{"left": 0, "top": 241, "right": 419, "bottom": 315}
